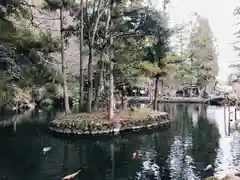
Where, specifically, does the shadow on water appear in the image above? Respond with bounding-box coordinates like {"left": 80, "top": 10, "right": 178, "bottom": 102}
{"left": 0, "top": 103, "right": 227, "bottom": 180}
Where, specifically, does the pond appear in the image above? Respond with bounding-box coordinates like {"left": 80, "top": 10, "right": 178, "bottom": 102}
{"left": 0, "top": 103, "right": 239, "bottom": 180}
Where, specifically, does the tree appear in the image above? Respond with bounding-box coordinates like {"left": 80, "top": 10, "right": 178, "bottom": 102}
{"left": 69, "top": 0, "right": 110, "bottom": 113}
{"left": 188, "top": 16, "right": 218, "bottom": 96}
{"left": 69, "top": 0, "right": 157, "bottom": 115}
{"left": 102, "top": 0, "right": 147, "bottom": 119}
{"left": 107, "top": 0, "right": 114, "bottom": 119}
{"left": 42, "top": 0, "right": 75, "bottom": 115}
{"left": 107, "top": 1, "right": 172, "bottom": 116}
{"left": 78, "top": 0, "right": 84, "bottom": 110}
{"left": 231, "top": 6, "right": 240, "bottom": 78}
{"left": 228, "top": 7, "right": 240, "bottom": 84}
{"left": 139, "top": 10, "right": 172, "bottom": 110}
{"left": 69, "top": 0, "right": 182, "bottom": 114}
{"left": 0, "top": 0, "right": 62, "bottom": 110}
{"left": 233, "top": 6, "right": 240, "bottom": 57}
{"left": 107, "top": 0, "right": 146, "bottom": 119}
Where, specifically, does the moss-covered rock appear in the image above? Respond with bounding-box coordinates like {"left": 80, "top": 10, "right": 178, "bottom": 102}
{"left": 205, "top": 176, "right": 218, "bottom": 180}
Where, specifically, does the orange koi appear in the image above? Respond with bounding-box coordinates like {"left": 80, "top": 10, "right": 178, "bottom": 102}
{"left": 132, "top": 152, "right": 137, "bottom": 159}
{"left": 62, "top": 170, "right": 81, "bottom": 180}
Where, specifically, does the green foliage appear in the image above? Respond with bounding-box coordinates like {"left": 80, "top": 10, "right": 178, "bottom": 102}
{"left": 111, "top": 6, "right": 173, "bottom": 88}
{"left": 229, "top": 7, "right": 240, "bottom": 78}
{"left": 140, "top": 10, "right": 172, "bottom": 78}
{"left": 0, "top": 1, "right": 63, "bottom": 108}
{"left": 68, "top": 0, "right": 165, "bottom": 88}
{"left": 234, "top": 7, "right": 240, "bottom": 57}
{"left": 189, "top": 17, "right": 218, "bottom": 87}
{"left": 0, "top": 0, "right": 31, "bottom": 43}
{"left": 3, "top": 28, "right": 60, "bottom": 53}
{"left": 42, "top": 0, "right": 76, "bottom": 10}
{"left": 0, "top": 71, "right": 15, "bottom": 107}
{"left": 0, "top": 0, "right": 24, "bottom": 18}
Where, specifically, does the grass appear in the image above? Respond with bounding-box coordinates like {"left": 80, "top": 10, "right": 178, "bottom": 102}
{"left": 50, "top": 107, "right": 170, "bottom": 135}
{"left": 55, "top": 107, "right": 167, "bottom": 123}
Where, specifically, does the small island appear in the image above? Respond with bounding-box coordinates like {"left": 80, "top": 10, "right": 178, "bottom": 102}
{"left": 49, "top": 108, "right": 170, "bottom": 135}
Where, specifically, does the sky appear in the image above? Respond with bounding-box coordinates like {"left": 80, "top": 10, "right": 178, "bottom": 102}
{"left": 152, "top": 0, "right": 240, "bottom": 82}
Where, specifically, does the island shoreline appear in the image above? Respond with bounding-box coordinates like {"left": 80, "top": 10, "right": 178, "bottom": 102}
{"left": 48, "top": 108, "right": 171, "bottom": 136}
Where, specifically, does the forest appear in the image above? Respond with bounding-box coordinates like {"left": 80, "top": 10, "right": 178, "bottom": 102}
{"left": 0, "top": 0, "right": 219, "bottom": 119}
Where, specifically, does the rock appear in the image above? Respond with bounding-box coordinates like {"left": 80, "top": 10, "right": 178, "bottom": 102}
{"left": 206, "top": 177, "right": 218, "bottom": 180}
{"left": 208, "top": 169, "right": 240, "bottom": 180}
{"left": 218, "top": 173, "right": 240, "bottom": 180}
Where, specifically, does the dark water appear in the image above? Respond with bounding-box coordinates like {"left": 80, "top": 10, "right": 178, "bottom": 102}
{"left": 0, "top": 103, "right": 239, "bottom": 180}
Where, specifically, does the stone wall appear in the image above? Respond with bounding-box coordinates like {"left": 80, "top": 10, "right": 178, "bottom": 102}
{"left": 49, "top": 113, "right": 170, "bottom": 135}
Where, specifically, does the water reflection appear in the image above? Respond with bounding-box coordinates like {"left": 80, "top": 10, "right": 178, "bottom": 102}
{"left": 1, "top": 104, "right": 240, "bottom": 180}
{"left": 212, "top": 106, "right": 240, "bottom": 174}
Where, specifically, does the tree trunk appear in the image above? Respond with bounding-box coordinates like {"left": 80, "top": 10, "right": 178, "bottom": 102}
{"left": 109, "top": 58, "right": 114, "bottom": 120}
{"left": 108, "top": 0, "right": 114, "bottom": 120}
{"left": 99, "top": 56, "right": 104, "bottom": 97}
{"left": 153, "top": 76, "right": 160, "bottom": 110}
{"left": 86, "top": 0, "right": 104, "bottom": 113}
{"left": 93, "top": 57, "right": 104, "bottom": 110}
{"left": 79, "top": 0, "right": 84, "bottom": 111}
{"left": 121, "top": 85, "right": 127, "bottom": 109}
{"left": 60, "top": 8, "right": 71, "bottom": 115}
{"left": 121, "top": 90, "right": 124, "bottom": 108}
{"left": 87, "top": 46, "right": 93, "bottom": 113}
{"left": 160, "top": 79, "right": 164, "bottom": 96}
{"left": 197, "top": 86, "right": 205, "bottom": 98}
{"left": 93, "top": 5, "right": 110, "bottom": 109}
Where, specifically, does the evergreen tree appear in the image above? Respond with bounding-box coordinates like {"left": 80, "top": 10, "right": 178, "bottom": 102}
{"left": 233, "top": 6, "right": 240, "bottom": 57}
{"left": 189, "top": 17, "right": 218, "bottom": 95}
{"left": 42, "top": 0, "right": 76, "bottom": 114}
{"left": 139, "top": 10, "right": 172, "bottom": 109}
{"left": 0, "top": 0, "right": 62, "bottom": 110}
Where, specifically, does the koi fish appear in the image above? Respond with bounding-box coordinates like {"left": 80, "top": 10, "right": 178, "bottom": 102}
{"left": 132, "top": 152, "right": 137, "bottom": 159}
{"left": 204, "top": 164, "right": 212, "bottom": 171}
{"left": 62, "top": 170, "right": 81, "bottom": 180}
{"left": 42, "top": 147, "right": 52, "bottom": 154}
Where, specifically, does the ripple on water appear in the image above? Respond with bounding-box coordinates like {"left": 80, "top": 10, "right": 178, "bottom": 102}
{"left": 215, "top": 120, "right": 240, "bottom": 174}
{"left": 136, "top": 160, "right": 160, "bottom": 180}
{"left": 2, "top": 104, "right": 240, "bottom": 180}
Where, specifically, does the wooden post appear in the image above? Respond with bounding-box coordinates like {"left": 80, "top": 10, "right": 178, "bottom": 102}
{"left": 235, "top": 99, "right": 238, "bottom": 121}
{"left": 235, "top": 108, "right": 237, "bottom": 121}
{"left": 228, "top": 99, "right": 231, "bottom": 122}
{"left": 235, "top": 100, "right": 238, "bottom": 130}
{"left": 227, "top": 96, "right": 230, "bottom": 135}
{"left": 224, "top": 94, "right": 227, "bottom": 135}
{"left": 228, "top": 117, "right": 231, "bottom": 136}
{"left": 227, "top": 95, "right": 232, "bottom": 135}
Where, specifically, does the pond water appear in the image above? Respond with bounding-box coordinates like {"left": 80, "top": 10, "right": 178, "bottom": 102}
{"left": 0, "top": 103, "right": 240, "bottom": 180}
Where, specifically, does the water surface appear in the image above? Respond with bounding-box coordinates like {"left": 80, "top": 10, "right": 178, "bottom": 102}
{"left": 0, "top": 104, "right": 239, "bottom": 180}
